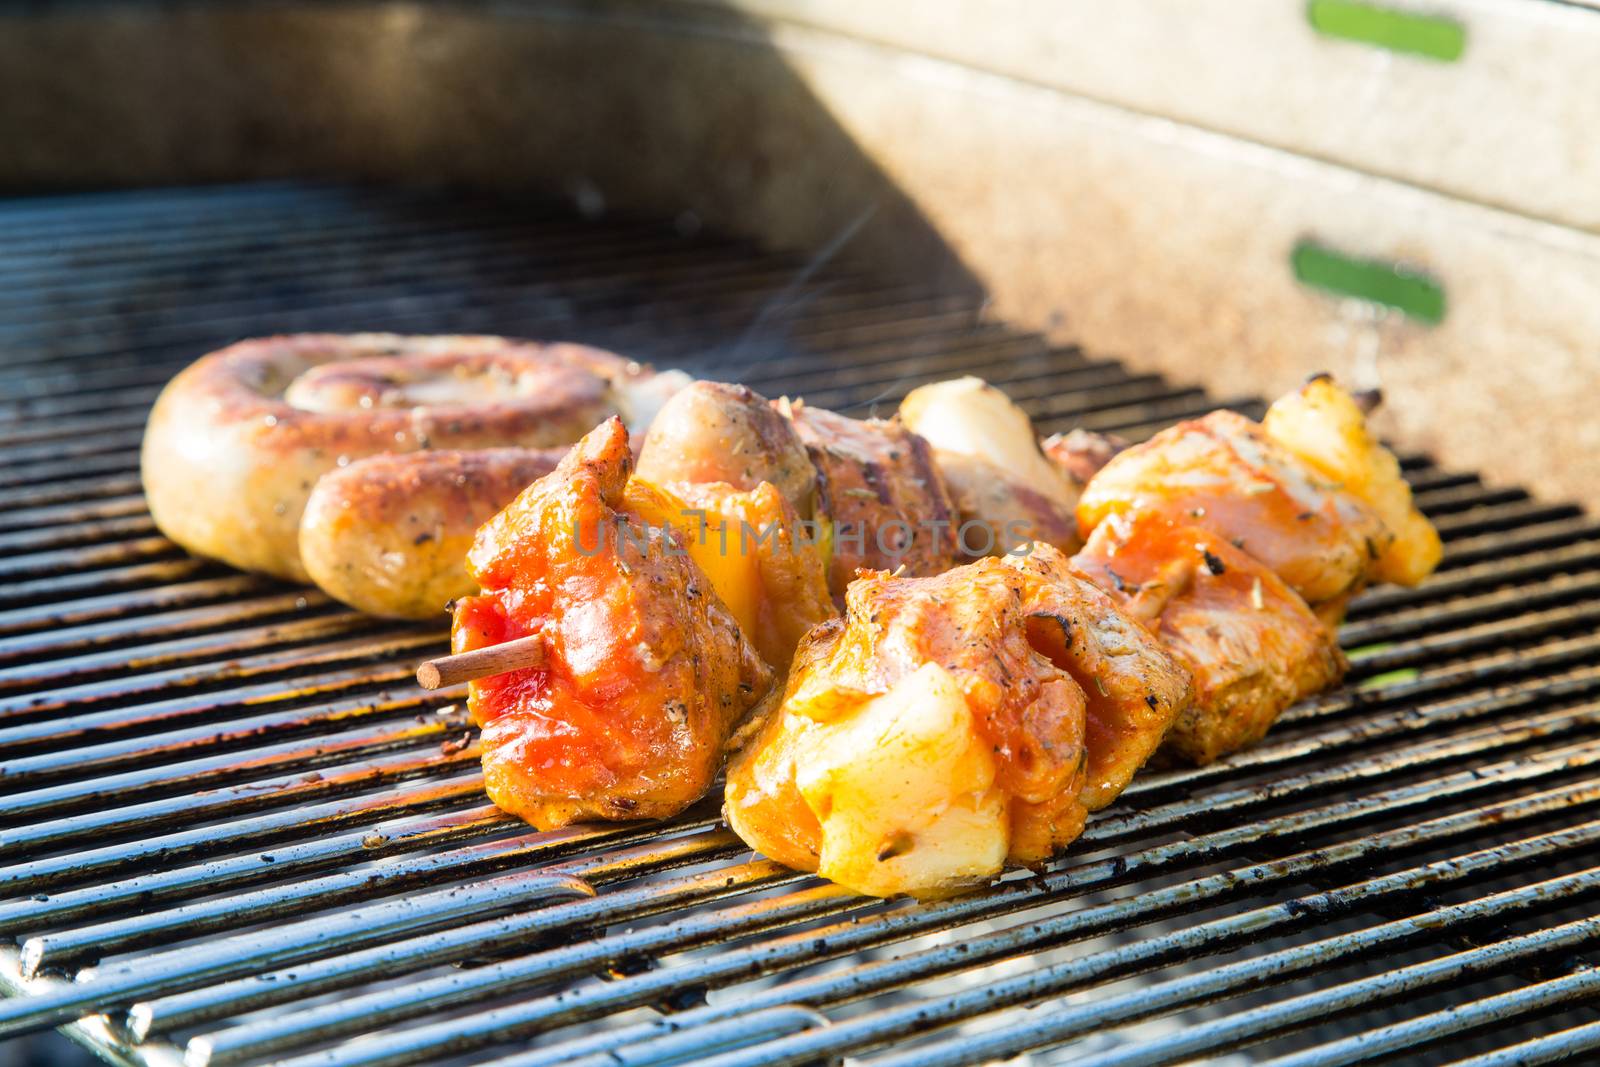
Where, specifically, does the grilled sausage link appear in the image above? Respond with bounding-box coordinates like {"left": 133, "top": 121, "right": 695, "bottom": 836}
{"left": 143, "top": 333, "right": 690, "bottom": 617}
{"left": 299, "top": 447, "right": 567, "bottom": 619}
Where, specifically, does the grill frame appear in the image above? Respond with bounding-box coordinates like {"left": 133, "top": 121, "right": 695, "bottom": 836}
{"left": 2, "top": 182, "right": 1599, "bottom": 1067}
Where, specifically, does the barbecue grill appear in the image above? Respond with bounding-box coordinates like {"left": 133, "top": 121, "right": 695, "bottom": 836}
{"left": 1, "top": 181, "right": 1598, "bottom": 1066}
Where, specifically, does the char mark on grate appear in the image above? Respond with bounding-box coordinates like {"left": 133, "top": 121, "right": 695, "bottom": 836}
{"left": 1, "top": 183, "right": 1599, "bottom": 1067}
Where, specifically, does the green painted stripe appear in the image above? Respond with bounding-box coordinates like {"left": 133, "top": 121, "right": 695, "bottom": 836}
{"left": 1308, "top": 0, "right": 1467, "bottom": 61}
{"left": 1359, "top": 666, "right": 1421, "bottom": 690}
{"left": 1292, "top": 241, "right": 1447, "bottom": 325}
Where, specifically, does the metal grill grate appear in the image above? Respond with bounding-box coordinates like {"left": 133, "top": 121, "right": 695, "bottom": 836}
{"left": 2, "top": 183, "right": 1598, "bottom": 1067}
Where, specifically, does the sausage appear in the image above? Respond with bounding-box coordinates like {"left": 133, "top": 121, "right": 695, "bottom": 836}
{"left": 140, "top": 333, "right": 683, "bottom": 584}
{"left": 634, "top": 381, "right": 818, "bottom": 517}
{"left": 299, "top": 447, "right": 566, "bottom": 619}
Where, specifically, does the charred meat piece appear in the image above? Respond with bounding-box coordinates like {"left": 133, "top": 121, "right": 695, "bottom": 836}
{"left": 900, "top": 377, "right": 1083, "bottom": 556}
{"left": 1071, "top": 513, "right": 1345, "bottom": 764}
{"left": 452, "top": 417, "right": 771, "bottom": 830}
{"left": 724, "top": 544, "right": 1189, "bottom": 898}
{"left": 785, "top": 401, "right": 960, "bottom": 595}
{"left": 1078, "top": 409, "right": 1391, "bottom": 612}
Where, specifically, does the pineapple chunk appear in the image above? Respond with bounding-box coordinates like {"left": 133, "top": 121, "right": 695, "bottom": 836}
{"left": 793, "top": 662, "right": 1010, "bottom": 897}
{"left": 1263, "top": 377, "right": 1442, "bottom": 587}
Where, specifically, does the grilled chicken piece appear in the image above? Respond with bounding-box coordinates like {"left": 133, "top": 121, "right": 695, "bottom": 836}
{"left": 1071, "top": 513, "right": 1345, "bottom": 764}
{"left": 1042, "top": 428, "right": 1128, "bottom": 488}
{"left": 452, "top": 417, "right": 771, "bottom": 830}
{"left": 1263, "top": 375, "right": 1441, "bottom": 588}
{"left": 635, "top": 381, "right": 818, "bottom": 519}
{"left": 1014, "top": 544, "right": 1195, "bottom": 808}
{"left": 1078, "top": 409, "right": 1391, "bottom": 612}
{"left": 724, "top": 544, "right": 1190, "bottom": 898}
{"left": 900, "top": 377, "right": 1082, "bottom": 555}
{"left": 786, "top": 402, "right": 960, "bottom": 596}
{"left": 629, "top": 478, "right": 835, "bottom": 672}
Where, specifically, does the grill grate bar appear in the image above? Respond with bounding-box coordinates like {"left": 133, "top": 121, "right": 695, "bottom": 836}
{"left": 1, "top": 774, "right": 491, "bottom": 895}
{"left": 0, "top": 183, "right": 409, "bottom": 237}
{"left": 0, "top": 493, "right": 149, "bottom": 533}
{"left": 0, "top": 804, "right": 511, "bottom": 935}
{"left": 0, "top": 574, "right": 267, "bottom": 639}
{"left": 0, "top": 224, "right": 764, "bottom": 338}
{"left": 0, "top": 589, "right": 329, "bottom": 666}
{"left": 0, "top": 215, "right": 690, "bottom": 312}
{"left": 129, "top": 861, "right": 831, "bottom": 1041}
{"left": 0, "top": 658, "right": 432, "bottom": 760}
{"left": 22, "top": 824, "right": 733, "bottom": 978}
{"left": 1, "top": 747, "right": 483, "bottom": 868}
{"left": 203, "top": 781, "right": 1600, "bottom": 1067}
{"left": 0, "top": 613, "right": 384, "bottom": 698}
{"left": 868, "top": 851, "right": 1600, "bottom": 1067}
{"left": 155, "top": 710, "right": 1600, "bottom": 1061}
{"left": 1338, "top": 569, "right": 1600, "bottom": 648}
{"left": 0, "top": 625, "right": 437, "bottom": 723}
{"left": 1349, "top": 537, "right": 1600, "bottom": 618}
{"left": 2, "top": 729, "right": 468, "bottom": 843}
{"left": 1438, "top": 516, "right": 1600, "bottom": 570}
{"left": 1258, "top": 965, "right": 1600, "bottom": 1067}
{"left": 0, "top": 686, "right": 455, "bottom": 793}
{"left": 4, "top": 830, "right": 742, "bottom": 1030}
{"left": 1445, "top": 1018, "right": 1600, "bottom": 1067}
{"left": 405, "top": 773, "right": 1600, "bottom": 1067}
{"left": 0, "top": 474, "right": 147, "bottom": 515}
{"left": 0, "top": 268, "right": 939, "bottom": 390}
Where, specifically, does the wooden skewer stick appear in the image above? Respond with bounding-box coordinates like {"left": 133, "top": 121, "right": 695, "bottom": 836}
{"left": 416, "top": 632, "right": 546, "bottom": 690}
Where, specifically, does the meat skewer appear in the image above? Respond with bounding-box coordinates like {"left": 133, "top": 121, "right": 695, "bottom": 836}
{"left": 415, "top": 631, "right": 546, "bottom": 690}
{"left": 416, "top": 372, "right": 1439, "bottom": 898}
{"left": 445, "top": 417, "right": 772, "bottom": 829}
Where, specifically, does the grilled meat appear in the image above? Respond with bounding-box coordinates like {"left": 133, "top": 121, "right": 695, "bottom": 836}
{"left": 630, "top": 478, "right": 835, "bottom": 672}
{"left": 619, "top": 379, "right": 837, "bottom": 670}
{"left": 786, "top": 401, "right": 961, "bottom": 595}
{"left": 452, "top": 417, "right": 770, "bottom": 829}
{"left": 1078, "top": 409, "right": 1392, "bottom": 613}
{"left": 1014, "top": 543, "right": 1196, "bottom": 807}
{"left": 635, "top": 380, "right": 818, "bottom": 519}
{"left": 724, "top": 544, "right": 1189, "bottom": 898}
{"left": 299, "top": 446, "right": 564, "bottom": 619}
{"left": 1072, "top": 513, "right": 1345, "bottom": 764}
{"left": 1042, "top": 428, "right": 1128, "bottom": 487}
